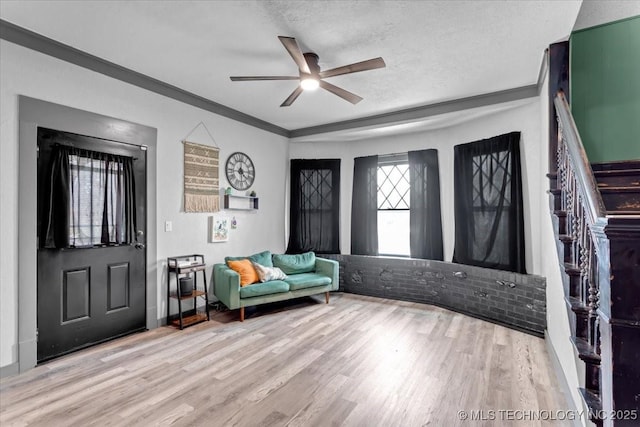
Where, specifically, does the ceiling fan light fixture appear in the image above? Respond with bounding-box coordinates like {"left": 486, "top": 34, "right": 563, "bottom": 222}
{"left": 300, "top": 77, "right": 319, "bottom": 91}
{"left": 230, "top": 36, "right": 385, "bottom": 106}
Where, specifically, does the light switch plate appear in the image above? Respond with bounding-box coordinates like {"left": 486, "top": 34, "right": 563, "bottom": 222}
{"left": 165, "top": 221, "right": 172, "bottom": 232}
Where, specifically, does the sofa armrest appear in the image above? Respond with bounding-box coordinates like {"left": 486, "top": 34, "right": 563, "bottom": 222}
{"left": 315, "top": 257, "right": 339, "bottom": 291}
{"left": 213, "top": 263, "right": 241, "bottom": 309}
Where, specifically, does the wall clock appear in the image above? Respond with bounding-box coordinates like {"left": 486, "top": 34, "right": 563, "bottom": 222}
{"left": 225, "top": 152, "right": 255, "bottom": 191}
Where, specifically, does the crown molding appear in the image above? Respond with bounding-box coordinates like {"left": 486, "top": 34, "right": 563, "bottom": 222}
{"left": 289, "top": 85, "right": 538, "bottom": 138}
{"left": 0, "top": 19, "right": 289, "bottom": 137}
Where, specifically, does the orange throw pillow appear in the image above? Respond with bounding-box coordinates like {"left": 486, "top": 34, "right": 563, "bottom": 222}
{"left": 227, "top": 259, "right": 260, "bottom": 287}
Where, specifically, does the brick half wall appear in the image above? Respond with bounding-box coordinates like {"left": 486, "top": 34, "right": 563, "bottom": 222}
{"left": 321, "top": 254, "right": 546, "bottom": 336}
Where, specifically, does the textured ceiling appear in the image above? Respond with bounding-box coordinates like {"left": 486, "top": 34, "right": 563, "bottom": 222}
{"left": 1, "top": 0, "right": 582, "bottom": 132}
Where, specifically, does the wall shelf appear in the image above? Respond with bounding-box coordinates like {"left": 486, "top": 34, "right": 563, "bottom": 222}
{"left": 223, "top": 194, "right": 259, "bottom": 210}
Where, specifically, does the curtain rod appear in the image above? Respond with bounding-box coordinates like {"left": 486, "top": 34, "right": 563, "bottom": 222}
{"left": 378, "top": 151, "right": 407, "bottom": 159}
{"left": 51, "top": 143, "right": 137, "bottom": 160}
{"left": 378, "top": 152, "right": 409, "bottom": 164}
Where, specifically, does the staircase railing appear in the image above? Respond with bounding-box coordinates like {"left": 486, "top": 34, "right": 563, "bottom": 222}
{"left": 553, "top": 91, "right": 608, "bottom": 423}
{"left": 554, "top": 92, "right": 608, "bottom": 220}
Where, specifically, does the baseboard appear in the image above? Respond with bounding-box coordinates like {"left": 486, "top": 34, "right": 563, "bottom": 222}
{"left": 0, "top": 361, "right": 20, "bottom": 379}
{"left": 18, "top": 337, "right": 37, "bottom": 374}
{"left": 544, "top": 331, "right": 587, "bottom": 427}
{"left": 147, "top": 306, "right": 159, "bottom": 330}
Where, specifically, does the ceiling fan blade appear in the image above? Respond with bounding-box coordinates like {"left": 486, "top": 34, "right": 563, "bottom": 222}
{"left": 319, "top": 57, "right": 386, "bottom": 79}
{"left": 280, "top": 86, "right": 304, "bottom": 107}
{"left": 230, "top": 76, "right": 299, "bottom": 81}
{"left": 319, "top": 80, "right": 363, "bottom": 104}
{"left": 278, "top": 36, "right": 311, "bottom": 74}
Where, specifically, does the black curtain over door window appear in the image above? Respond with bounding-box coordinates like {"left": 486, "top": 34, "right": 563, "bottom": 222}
{"left": 41, "top": 145, "right": 71, "bottom": 248}
{"left": 351, "top": 155, "right": 378, "bottom": 255}
{"left": 408, "top": 149, "right": 444, "bottom": 260}
{"left": 452, "top": 131, "right": 525, "bottom": 273}
{"left": 40, "top": 144, "right": 137, "bottom": 249}
{"left": 287, "top": 159, "right": 341, "bottom": 254}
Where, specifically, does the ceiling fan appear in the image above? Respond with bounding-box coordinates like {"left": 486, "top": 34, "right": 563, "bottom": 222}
{"left": 230, "top": 36, "right": 386, "bottom": 107}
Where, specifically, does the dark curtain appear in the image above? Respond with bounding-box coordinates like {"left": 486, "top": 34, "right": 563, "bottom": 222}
{"left": 408, "top": 149, "right": 444, "bottom": 260}
{"left": 41, "top": 145, "right": 137, "bottom": 249}
{"left": 351, "top": 155, "right": 379, "bottom": 255}
{"left": 452, "top": 131, "right": 525, "bottom": 273}
{"left": 41, "top": 145, "right": 71, "bottom": 248}
{"left": 286, "top": 159, "right": 341, "bottom": 254}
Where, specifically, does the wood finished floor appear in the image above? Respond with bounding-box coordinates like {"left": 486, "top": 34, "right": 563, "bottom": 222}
{"left": 1, "top": 293, "right": 571, "bottom": 426}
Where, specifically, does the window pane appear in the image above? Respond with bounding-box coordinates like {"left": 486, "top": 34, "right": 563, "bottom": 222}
{"left": 377, "top": 164, "right": 410, "bottom": 209}
{"left": 68, "top": 155, "right": 126, "bottom": 247}
{"left": 69, "top": 155, "right": 106, "bottom": 246}
{"left": 378, "top": 210, "right": 410, "bottom": 256}
{"left": 472, "top": 210, "right": 510, "bottom": 265}
{"left": 301, "top": 169, "right": 332, "bottom": 210}
{"left": 472, "top": 150, "right": 512, "bottom": 208}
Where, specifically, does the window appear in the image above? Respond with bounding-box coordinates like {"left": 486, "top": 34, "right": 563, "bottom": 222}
{"left": 351, "top": 150, "right": 443, "bottom": 260}
{"left": 40, "top": 143, "right": 137, "bottom": 249}
{"left": 68, "top": 154, "right": 129, "bottom": 246}
{"left": 377, "top": 159, "right": 410, "bottom": 256}
{"left": 287, "top": 159, "right": 341, "bottom": 254}
{"left": 453, "top": 132, "right": 525, "bottom": 273}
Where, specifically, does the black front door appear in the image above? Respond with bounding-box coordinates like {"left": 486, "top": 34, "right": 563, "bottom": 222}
{"left": 37, "top": 128, "right": 147, "bottom": 362}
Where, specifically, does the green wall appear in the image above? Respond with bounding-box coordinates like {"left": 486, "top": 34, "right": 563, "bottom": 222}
{"left": 571, "top": 16, "right": 640, "bottom": 163}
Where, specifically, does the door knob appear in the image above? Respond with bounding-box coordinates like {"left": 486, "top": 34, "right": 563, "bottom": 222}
{"left": 135, "top": 242, "right": 146, "bottom": 250}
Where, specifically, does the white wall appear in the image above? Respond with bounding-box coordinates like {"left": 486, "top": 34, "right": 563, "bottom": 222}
{"left": 573, "top": 0, "right": 640, "bottom": 31}
{"left": 290, "top": 100, "right": 543, "bottom": 274}
{"left": 0, "top": 40, "right": 289, "bottom": 368}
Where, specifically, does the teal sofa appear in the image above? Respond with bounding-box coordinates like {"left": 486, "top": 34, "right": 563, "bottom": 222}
{"left": 213, "top": 251, "right": 339, "bottom": 321}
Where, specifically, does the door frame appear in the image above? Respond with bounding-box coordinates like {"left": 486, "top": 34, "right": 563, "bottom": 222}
{"left": 18, "top": 96, "right": 158, "bottom": 373}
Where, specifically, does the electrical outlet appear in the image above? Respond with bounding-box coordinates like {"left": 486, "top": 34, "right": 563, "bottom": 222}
{"left": 165, "top": 221, "right": 172, "bottom": 232}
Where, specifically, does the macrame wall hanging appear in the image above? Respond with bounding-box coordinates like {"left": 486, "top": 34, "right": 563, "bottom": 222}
{"left": 182, "top": 122, "right": 220, "bottom": 213}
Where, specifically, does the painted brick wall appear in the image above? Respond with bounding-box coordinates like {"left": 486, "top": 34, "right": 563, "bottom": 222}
{"left": 321, "top": 254, "right": 546, "bottom": 336}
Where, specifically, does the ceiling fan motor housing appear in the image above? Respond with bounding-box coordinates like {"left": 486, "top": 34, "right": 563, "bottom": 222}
{"left": 302, "top": 52, "right": 320, "bottom": 77}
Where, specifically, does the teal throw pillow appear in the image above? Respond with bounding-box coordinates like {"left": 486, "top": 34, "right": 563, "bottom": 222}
{"left": 225, "top": 250, "right": 273, "bottom": 267}
{"left": 272, "top": 252, "right": 316, "bottom": 275}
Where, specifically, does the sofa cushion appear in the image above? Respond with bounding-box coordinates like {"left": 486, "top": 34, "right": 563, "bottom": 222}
{"left": 227, "top": 259, "right": 260, "bottom": 287}
{"left": 272, "top": 252, "right": 316, "bottom": 275}
{"left": 239, "top": 280, "right": 289, "bottom": 298}
{"left": 225, "top": 250, "right": 273, "bottom": 268}
{"left": 252, "top": 262, "right": 287, "bottom": 282}
{"left": 284, "top": 273, "right": 331, "bottom": 291}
